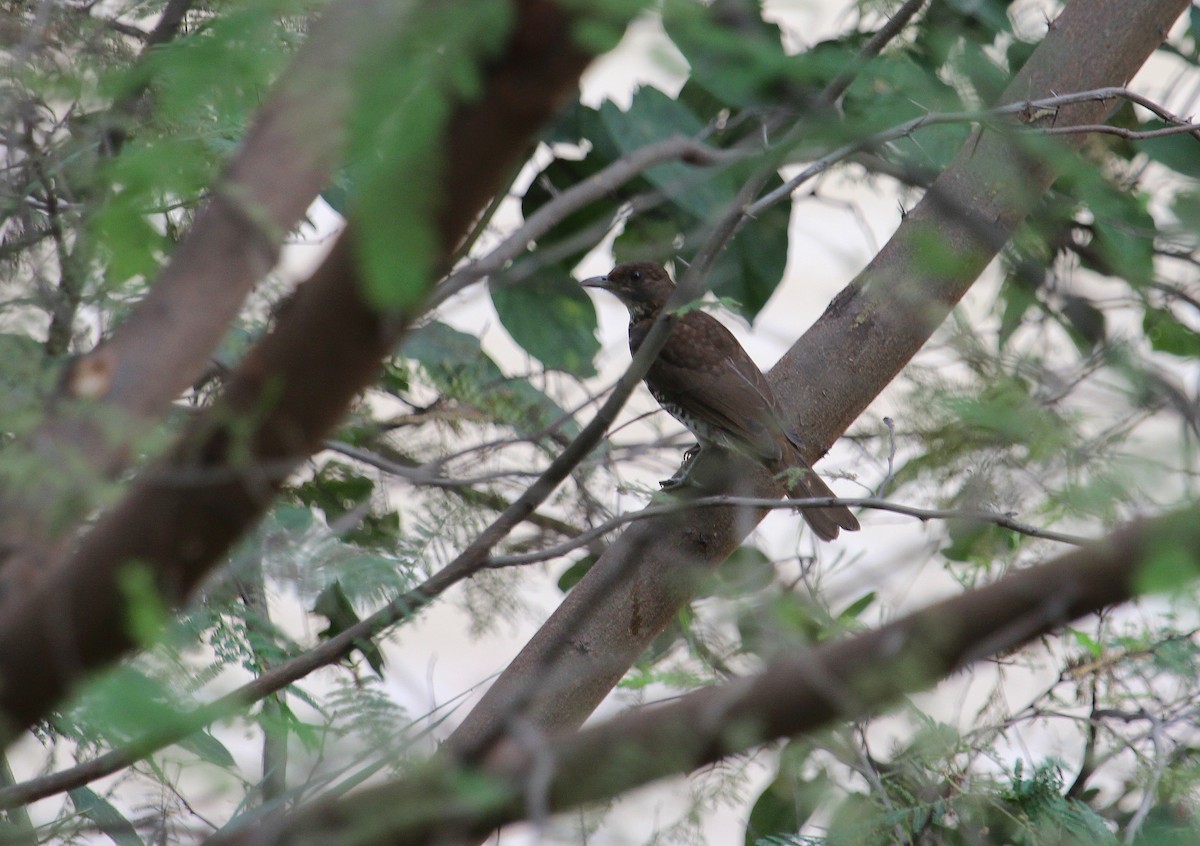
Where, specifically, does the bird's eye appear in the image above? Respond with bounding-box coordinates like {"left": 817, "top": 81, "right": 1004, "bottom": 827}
{"left": 629, "top": 270, "right": 642, "bottom": 282}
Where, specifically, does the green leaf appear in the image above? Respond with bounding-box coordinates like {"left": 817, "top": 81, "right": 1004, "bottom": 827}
{"left": 661, "top": 0, "right": 793, "bottom": 108}
{"left": 1060, "top": 294, "right": 1107, "bottom": 351}
{"left": 1141, "top": 121, "right": 1200, "bottom": 180}
{"left": 998, "top": 277, "right": 1038, "bottom": 348}
{"left": 706, "top": 178, "right": 791, "bottom": 319}
{"left": 69, "top": 787, "right": 144, "bottom": 846}
{"left": 1144, "top": 307, "right": 1200, "bottom": 359}
{"left": 403, "top": 321, "right": 580, "bottom": 438}
{"left": 1136, "top": 540, "right": 1200, "bottom": 595}
{"left": 176, "top": 731, "right": 237, "bottom": 768}
{"left": 600, "top": 86, "right": 732, "bottom": 220}
{"left": 350, "top": 2, "right": 513, "bottom": 310}
{"left": 1169, "top": 190, "right": 1200, "bottom": 241}
{"left": 72, "top": 668, "right": 185, "bottom": 744}
{"left": 294, "top": 462, "right": 374, "bottom": 522}
{"left": 557, "top": 556, "right": 596, "bottom": 593}
{"left": 1069, "top": 628, "right": 1103, "bottom": 660}
{"left": 313, "top": 580, "right": 385, "bottom": 677}
{"left": 705, "top": 545, "right": 774, "bottom": 598}
{"left": 522, "top": 147, "right": 623, "bottom": 251}
{"left": 745, "top": 740, "right": 823, "bottom": 845}
{"left": 837, "top": 591, "right": 877, "bottom": 623}
{"left": 490, "top": 268, "right": 599, "bottom": 377}
{"left": 118, "top": 564, "right": 169, "bottom": 646}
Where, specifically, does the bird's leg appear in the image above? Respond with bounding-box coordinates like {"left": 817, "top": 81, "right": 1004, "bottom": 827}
{"left": 660, "top": 443, "right": 704, "bottom": 490}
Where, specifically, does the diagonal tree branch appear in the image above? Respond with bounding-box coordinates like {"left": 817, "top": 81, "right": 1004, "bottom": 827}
{"left": 208, "top": 504, "right": 1195, "bottom": 846}
{"left": 0, "top": 0, "right": 389, "bottom": 597}
{"left": 0, "top": 0, "right": 616, "bottom": 741}
{"left": 443, "top": 0, "right": 1193, "bottom": 762}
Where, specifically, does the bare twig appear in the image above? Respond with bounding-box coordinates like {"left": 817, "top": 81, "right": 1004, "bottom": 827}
{"left": 429, "top": 135, "right": 745, "bottom": 309}
{"left": 747, "top": 86, "right": 1200, "bottom": 217}
{"left": 482, "top": 494, "right": 1089, "bottom": 567}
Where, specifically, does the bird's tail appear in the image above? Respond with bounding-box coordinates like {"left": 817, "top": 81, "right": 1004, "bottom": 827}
{"left": 775, "top": 451, "right": 859, "bottom": 542}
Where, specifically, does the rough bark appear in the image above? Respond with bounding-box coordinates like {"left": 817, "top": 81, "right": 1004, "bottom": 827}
{"left": 0, "top": 0, "right": 602, "bottom": 740}
{"left": 211, "top": 506, "right": 1192, "bottom": 846}
{"left": 445, "top": 0, "right": 1191, "bottom": 760}
{"left": 0, "top": 0, "right": 377, "bottom": 595}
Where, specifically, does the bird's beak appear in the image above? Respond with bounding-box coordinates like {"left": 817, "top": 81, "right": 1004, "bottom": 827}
{"left": 580, "top": 275, "right": 610, "bottom": 290}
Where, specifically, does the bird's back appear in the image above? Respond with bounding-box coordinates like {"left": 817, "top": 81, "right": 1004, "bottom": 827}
{"left": 630, "top": 310, "right": 784, "bottom": 461}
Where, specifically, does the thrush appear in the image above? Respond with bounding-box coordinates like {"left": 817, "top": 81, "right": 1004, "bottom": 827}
{"left": 581, "top": 261, "right": 859, "bottom": 541}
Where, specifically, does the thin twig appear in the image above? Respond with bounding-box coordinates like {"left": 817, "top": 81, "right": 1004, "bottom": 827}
{"left": 482, "top": 494, "right": 1089, "bottom": 567}
{"left": 746, "top": 87, "right": 1200, "bottom": 217}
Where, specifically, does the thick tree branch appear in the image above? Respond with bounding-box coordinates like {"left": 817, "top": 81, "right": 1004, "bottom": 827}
{"left": 0, "top": 0, "right": 385, "bottom": 595}
{"left": 0, "top": 0, "right": 611, "bottom": 741}
{"left": 444, "top": 0, "right": 1192, "bottom": 761}
{"left": 210, "top": 505, "right": 1194, "bottom": 846}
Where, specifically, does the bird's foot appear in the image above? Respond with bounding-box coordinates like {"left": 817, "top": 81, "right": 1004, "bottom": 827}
{"left": 659, "top": 444, "right": 703, "bottom": 490}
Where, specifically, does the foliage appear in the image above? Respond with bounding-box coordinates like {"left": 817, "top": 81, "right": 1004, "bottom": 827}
{"left": 1, "top": 0, "right": 1200, "bottom": 844}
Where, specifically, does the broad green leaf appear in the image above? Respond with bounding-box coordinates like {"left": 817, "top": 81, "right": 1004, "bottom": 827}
{"left": 313, "top": 580, "right": 385, "bottom": 676}
{"left": 1142, "top": 121, "right": 1200, "bottom": 180}
{"left": 997, "top": 276, "right": 1038, "bottom": 348}
{"left": 661, "top": 0, "right": 793, "bottom": 107}
{"left": 1060, "top": 294, "right": 1107, "bottom": 351}
{"left": 350, "top": 2, "right": 513, "bottom": 310}
{"left": 600, "top": 86, "right": 732, "bottom": 220}
{"left": 612, "top": 207, "right": 684, "bottom": 266}
{"left": 521, "top": 151, "right": 620, "bottom": 250}
{"left": 490, "top": 267, "right": 600, "bottom": 377}
{"left": 295, "top": 462, "right": 374, "bottom": 522}
{"left": 705, "top": 545, "right": 774, "bottom": 598}
{"left": 706, "top": 179, "right": 790, "bottom": 318}
{"left": 402, "top": 321, "right": 580, "bottom": 438}
{"left": 557, "top": 555, "right": 596, "bottom": 593}
{"left": 176, "top": 731, "right": 237, "bottom": 768}
{"left": 69, "top": 787, "right": 144, "bottom": 846}
{"left": 1144, "top": 307, "right": 1200, "bottom": 358}
{"left": 1169, "top": 190, "right": 1200, "bottom": 241}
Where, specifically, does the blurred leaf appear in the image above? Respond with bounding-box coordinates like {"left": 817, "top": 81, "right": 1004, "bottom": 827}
{"left": 522, "top": 148, "right": 623, "bottom": 250}
{"left": 746, "top": 740, "right": 824, "bottom": 845}
{"left": 662, "top": 0, "right": 793, "bottom": 108}
{"left": 1141, "top": 121, "right": 1200, "bottom": 180}
{"left": 706, "top": 545, "right": 774, "bottom": 598}
{"left": 844, "top": 51, "right": 962, "bottom": 135}
{"left": 69, "top": 787, "right": 144, "bottom": 846}
{"left": 1060, "top": 294, "right": 1107, "bottom": 351}
{"left": 403, "top": 321, "right": 580, "bottom": 438}
{"left": 706, "top": 178, "right": 791, "bottom": 318}
{"left": 490, "top": 268, "right": 600, "bottom": 377}
{"left": 943, "top": 517, "right": 1017, "bottom": 562}
{"left": 998, "top": 277, "right": 1039, "bottom": 347}
{"left": 601, "top": 86, "right": 733, "bottom": 219}
{"left": 69, "top": 667, "right": 184, "bottom": 745}
{"left": 613, "top": 207, "right": 683, "bottom": 265}
{"left": 557, "top": 555, "right": 596, "bottom": 593}
{"left": 176, "top": 731, "right": 236, "bottom": 768}
{"left": 313, "top": 580, "right": 385, "bottom": 676}
{"left": 1144, "top": 307, "right": 1200, "bottom": 359}
{"left": 837, "top": 591, "right": 876, "bottom": 623}
{"left": 351, "top": 2, "right": 512, "bottom": 310}
{"left": 1169, "top": 190, "right": 1200, "bottom": 240}
{"left": 295, "top": 462, "right": 374, "bottom": 523}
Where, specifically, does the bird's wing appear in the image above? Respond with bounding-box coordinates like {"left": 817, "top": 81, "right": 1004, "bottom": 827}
{"left": 644, "top": 311, "right": 784, "bottom": 461}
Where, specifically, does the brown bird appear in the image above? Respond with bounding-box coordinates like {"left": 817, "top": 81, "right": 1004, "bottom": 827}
{"left": 581, "top": 261, "right": 859, "bottom": 541}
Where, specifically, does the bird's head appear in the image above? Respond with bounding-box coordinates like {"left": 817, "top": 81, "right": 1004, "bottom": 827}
{"left": 580, "top": 261, "right": 675, "bottom": 321}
